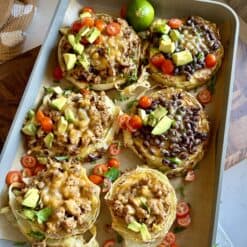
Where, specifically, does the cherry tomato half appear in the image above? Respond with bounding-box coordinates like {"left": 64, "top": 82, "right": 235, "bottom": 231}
{"left": 36, "top": 110, "right": 45, "bottom": 123}
{"left": 150, "top": 53, "right": 166, "bottom": 68}
{"left": 177, "top": 214, "right": 191, "bottom": 227}
{"left": 89, "top": 174, "right": 104, "bottom": 185}
{"left": 106, "top": 22, "right": 121, "bottom": 36}
{"left": 197, "top": 88, "right": 212, "bottom": 105}
{"left": 176, "top": 201, "right": 190, "bottom": 218}
{"left": 161, "top": 59, "right": 175, "bottom": 75}
{"left": 5, "top": 171, "right": 22, "bottom": 186}
{"left": 33, "top": 165, "right": 46, "bottom": 175}
{"left": 21, "top": 155, "right": 37, "bottom": 168}
{"left": 22, "top": 168, "right": 33, "bottom": 177}
{"left": 118, "top": 114, "right": 131, "bottom": 130}
{"left": 40, "top": 116, "right": 53, "bottom": 132}
{"left": 168, "top": 18, "right": 183, "bottom": 29}
{"left": 138, "top": 95, "right": 152, "bottom": 109}
{"left": 185, "top": 170, "right": 195, "bottom": 182}
{"left": 108, "top": 158, "right": 120, "bottom": 168}
{"left": 109, "top": 143, "right": 121, "bottom": 156}
{"left": 162, "top": 232, "right": 176, "bottom": 245}
{"left": 95, "top": 19, "right": 106, "bottom": 32}
{"left": 53, "top": 66, "right": 63, "bottom": 81}
{"left": 93, "top": 164, "right": 108, "bottom": 176}
{"left": 103, "top": 239, "right": 115, "bottom": 247}
{"left": 205, "top": 53, "right": 217, "bottom": 68}
{"left": 129, "top": 115, "right": 143, "bottom": 130}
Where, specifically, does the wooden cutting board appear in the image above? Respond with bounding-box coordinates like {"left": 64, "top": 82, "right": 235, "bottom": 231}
{"left": 0, "top": 42, "right": 246, "bottom": 169}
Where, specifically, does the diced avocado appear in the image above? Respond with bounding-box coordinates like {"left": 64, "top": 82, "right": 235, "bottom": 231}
{"left": 73, "top": 43, "right": 84, "bottom": 55}
{"left": 50, "top": 97, "right": 67, "bottom": 111}
{"left": 22, "top": 123, "right": 37, "bottom": 136}
{"left": 151, "top": 116, "right": 173, "bottom": 135}
{"left": 52, "top": 86, "right": 63, "bottom": 95}
{"left": 63, "top": 53, "right": 77, "bottom": 71}
{"left": 68, "top": 34, "right": 76, "bottom": 47}
{"left": 138, "top": 109, "right": 148, "bottom": 125}
{"left": 152, "top": 19, "right": 170, "bottom": 34}
{"left": 37, "top": 156, "right": 47, "bottom": 165}
{"left": 86, "top": 27, "right": 101, "bottom": 44}
{"left": 75, "top": 26, "right": 91, "bottom": 43}
{"left": 147, "top": 114, "right": 157, "bottom": 127}
{"left": 27, "top": 109, "right": 35, "bottom": 120}
{"left": 23, "top": 209, "right": 35, "bottom": 221}
{"left": 172, "top": 50, "right": 193, "bottom": 66}
{"left": 168, "top": 157, "right": 182, "bottom": 165}
{"left": 170, "top": 29, "right": 181, "bottom": 42}
{"left": 44, "top": 133, "right": 54, "bottom": 149}
{"left": 57, "top": 116, "right": 68, "bottom": 134}
{"left": 159, "top": 39, "right": 176, "bottom": 54}
{"left": 22, "top": 188, "right": 39, "bottom": 209}
{"left": 128, "top": 220, "right": 142, "bottom": 232}
{"left": 78, "top": 54, "right": 90, "bottom": 71}
{"left": 140, "top": 224, "right": 151, "bottom": 241}
{"left": 79, "top": 12, "right": 91, "bottom": 19}
{"left": 150, "top": 106, "right": 167, "bottom": 121}
{"left": 161, "top": 34, "right": 170, "bottom": 42}
{"left": 64, "top": 108, "right": 75, "bottom": 123}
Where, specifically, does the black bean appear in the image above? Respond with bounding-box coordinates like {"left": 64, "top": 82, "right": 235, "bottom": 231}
{"left": 201, "top": 133, "right": 208, "bottom": 140}
{"left": 179, "top": 152, "right": 188, "bottom": 159}
{"left": 133, "top": 131, "right": 140, "bottom": 137}
{"left": 185, "top": 122, "right": 192, "bottom": 129}
{"left": 170, "top": 143, "right": 180, "bottom": 150}
{"left": 189, "top": 146, "right": 197, "bottom": 154}
{"left": 168, "top": 163, "right": 177, "bottom": 169}
{"left": 170, "top": 136, "right": 179, "bottom": 143}
{"left": 161, "top": 149, "right": 170, "bottom": 156}
{"left": 143, "top": 140, "right": 150, "bottom": 147}
{"left": 186, "top": 129, "right": 193, "bottom": 136}
{"left": 160, "top": 141, "right": 165, "bottom": 148}
{"left": 149, "top": 147, "right": 156, "bottom": 155}
{"left": 162, "top": 158, "right": 171, "bottom": 165}
{"left": 154, "top": 138, "right": 161, "bottom": 146}
{"left": 195, "top": 139, "right": 201, "bottom": 145}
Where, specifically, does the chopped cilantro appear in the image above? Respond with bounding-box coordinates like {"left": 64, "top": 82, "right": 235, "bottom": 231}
{"left": 36, "top": 207, "right": 52, "bottom": 224}
{"left": 127, "top": 100, "right": 138, "bottom": 110}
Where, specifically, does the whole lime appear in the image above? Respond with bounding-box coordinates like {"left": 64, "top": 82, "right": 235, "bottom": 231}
{"left": 126, "top": 0, "right": 155, "bottom": 32}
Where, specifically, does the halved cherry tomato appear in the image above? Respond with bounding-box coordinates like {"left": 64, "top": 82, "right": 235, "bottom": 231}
{"left": 108, "top": 158, "right": 120, "bottom": 168}
{"left": 168, "top": 18, "right": 183, "bottom": 29}
{"left": 162, "top": 232, "right": 176, "bottom": 245}
{"left": 82, "top": 17, "right": 95, "bottom": 27}
{"left": 72, "top": 20, "right": 84, "bottom": 33}
{"left": 177, "top": 214, "right": 191, "bottom": 227}
{"left": 106, "top": 22, "right": 121, "bottom": 36}
{"left": 33, "top": 165, "right": 46, "bottom": 175}
{"left": 161, "top": 59, "right": 175, "bottom": 75}
{"left": 40, "top": 116, "right": 53, "bottom": 132}
{"left": 81, "top": 37, "right": 89, "bottom": 45}
{"left": 176, "top": 201, "right": 190, "bottom": 218}
{"left": 89, "top": 174, "right": 104, "bottom": 185}
{"left": 197, "top": 88, "right": 212, "bottom": 105}
{"left": 93, "top": 164, "right": 108, "bottom": 176}
{"left": 205, "top": 53, "right": 217, "bottom": 68}
{"left": 81, "top": 6, "right": 94, "bottom": 13}
{"left": 5, "top": 171, "right": 22, "bottom": 186}
{"left": 95, "top": 19, "right": 106, "bottom": 31}
{"left": 21, "top": 155, "right": 37, "bottom": 168}
{"left": 118, "top": 114, "right": 131, "bottom": 129}
{"left": 94, "top": 35, "right": 103, "bottom": 45}
{"left": 36, "top": 110, "right": 45, "bottom": 123}
{"left": 125, "top": 118, "right": 137, "bottom": 133}
{"left": 53, "top": 66, "right": 63, "bottom": 81}
{"left": 103, "top": 239, "right": 115, "bottom": 247}
{"left": 150, "top": 54, "right": 166, "bottom": 68}
{"left": 22, "top": 168, "right": 33, "bottom": 177}
{"left": 102, "top": 178, "right": 112, "bottom": 193}
{"left": 109, "top": 143, "right": 121, "bottom": 156}
{"left": 129, "top": 115, "right": 143, "bottom": 130}
{"left": 185, "top": 170, "right": 195, "bottom": 182}
{"left": 138, "top": 95, "right": 152, "bottom": 109}
{"left": 120, "top": 4, "right": 127, "bottom": 19}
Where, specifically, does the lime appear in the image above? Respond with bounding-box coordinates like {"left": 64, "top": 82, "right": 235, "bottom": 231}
{"left": 126, "top": 0, "right": 155, "bottom": 32}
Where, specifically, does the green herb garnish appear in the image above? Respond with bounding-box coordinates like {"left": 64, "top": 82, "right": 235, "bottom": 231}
{"left": 104, "top": 168, "right": 120, "bottom": 182}
{"left": 36, "top": 207, "right": 52, "bottom": 224}
{"left": 127, "top": 99, "right": 138, "bottom": 110}
{"left": 114, "top": 92, "right": 129, "bottom": 103}
{"left": 28, "top": 231, "right": 45, "bottom": 241}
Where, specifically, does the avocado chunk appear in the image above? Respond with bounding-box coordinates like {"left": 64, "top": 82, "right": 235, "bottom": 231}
{"left": 152, "top": 19, "right": 170, "bottom": 34}
{"left": 37, "top": 156, "right": 47, "bottom": 165}
{"left": 44, "top": 133, "right": 54, "bottom": 149}
{"left": 78, "top": 54, "right": 90, "bottom": 71}
{"left": 23, "top": 209, "right": 36, "bottom": 221}
{"left": 57, "top": 116, "right": 68, "bottom": 134}
{"left": 150, "top": 106, "right": 168, "bottom": 121}
{"left": 147, "top": 114, "right": 157, "bottom": 127}
{"left": 68, "top": 34, "right": 76, "bottom": 46}
{"left": 79, "top": 12, "right": 91, "bottom": 19}
{"left": 63, "top": 53, "right": 77, "bottom": 71}
{"left": 68, "top": 34, "right": 84, "bottom": 55}
{"left": 172, "top": 50, "right": 193, "bottom": 66}
{"left": 152, "top": 116, "right": 173, "bottom": 135}
{"left": 138, "top": 109, "right": 148, "bottom": 125}
{"left": 170, "top": 29, "right": 181, "bottom": 41}
{"left": 128, "top": 220, "right": 142, "bottom": 233}
{"left": 140, "top": 224, "right": 151, "bottom": 241}
{"left": 168, "top": 157, "right": 182, "bottom": 165}
{"left": 50, "top": 97, "right": 67, "bottom": 111}
{"left": 52, "top": 86, "right": 63, "bottom": 95}
{"left": 22, "top": 188, "right": 39, "bottom": 209}
{"left": 22, "top": 123, "right": 37, "bottom": 136}
{"left": 64, "top": 108, "right": 75, "bottom": 123}
{"left": 159, "top": 38, "right": 176, "bottom": 54}
{"left": 86, "top": 27, "right": 101, "bottom": 44}
{"left": 27, "top": 109, "right": 35, "bottom": 119}
{"left": 75, "top": 26, "right": 91, "bottom": 43}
